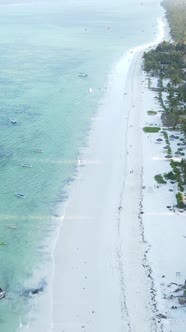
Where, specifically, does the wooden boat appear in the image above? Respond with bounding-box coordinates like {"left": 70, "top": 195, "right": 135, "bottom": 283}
{"left": 0, "top": 289, "right": 6, "bottom": 299}
{"left": 33, "top": 149, "right": 43, "bottom": 153}
{"left": 8, "top": 225, "right": 17, "bottom": 229}
{"left": 21, "top": 163, "right": 32, "bottom": 168}
{"left": 16, "top": 193, "right": 26, "bottom": 198}
{"left": 78, "top": 73, "right": 88, "bottom": 77}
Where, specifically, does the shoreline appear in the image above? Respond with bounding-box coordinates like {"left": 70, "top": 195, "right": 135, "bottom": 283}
{"left": 49, "top": 16, "right": 168, "bottom": 332}
{"left": 19, "top": 11, "right": 172, "bottom": 332}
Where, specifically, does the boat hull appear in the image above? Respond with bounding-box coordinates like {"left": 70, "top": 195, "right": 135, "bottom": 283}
{"left": 16, "top": 193, "right": 26, "bottom": 198}
{"left": 21, "top": 164, "right": 32, "bottom": 168}
{"left": 0, "top": 291, "right": 6, "bottom": 299}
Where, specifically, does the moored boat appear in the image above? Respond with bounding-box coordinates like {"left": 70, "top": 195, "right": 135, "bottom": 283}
{"left": 16, "top": 193, "right": 26, "bottom": 198}
{"left": 21, "top": 163, "right": 32, "bottom": 168}
{"left": 8, "top": 225, "right": 17, "bottom": 229}
{"left": 33, "top": 149, "right": 43, "bottom": 153}
{"left": 0, "top": 288, "right": 6, "bottom": 299}
{"left": 78, "top": 73, "right": 88, "bottom": 77}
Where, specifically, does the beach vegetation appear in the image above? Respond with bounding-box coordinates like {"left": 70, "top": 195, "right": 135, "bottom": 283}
{"left": 178, "top": 181, "right": 184, "bottom": 192}
{"left": 154, "top": 174, "right": 167, "bottom": 184}
{"left": 147, "top": 110, "right": 157, "bottom": 115}
{"left": 144, "top": 0, "right": 186, "bottom": 205}
{"left": 170, "top": 159, "right": 180, "bottom": 174}
{"left": 168, "top": 148, "right": 172, "bottom": 155}
{"left": 143, "top": 36, "right": 186, "bottom": 134}
{"left": 176, "top": 192, "right": 185, "bottom": 208}
{"left": 181, "top": 120, "right": 186, "bottom": 137}
{"left": 164, "top": 171, "right": 177, "bottom": 181}
{"left": 148, "top": 78, "right": 151, "bottom": 89}
{"left": 143, "top": 43, "right": 184, "bottom": 78}
{"left": 162, "top": 0, "right": 186, "bottom": 43}
{"left": 143, "top": 126, "right": 160, "bottom": 133}
{"left": 180, "top": 158, "right": 186, "bottom": 183}
{"left": 163, "top": 131, "right": 168, "bottom": 139}
{"left": 168, "top": 159, "right": 186, "bottom": 191}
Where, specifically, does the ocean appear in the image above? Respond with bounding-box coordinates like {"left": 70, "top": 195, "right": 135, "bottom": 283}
{"left": 0, "top": 0, "right": 164, "bottom": 331}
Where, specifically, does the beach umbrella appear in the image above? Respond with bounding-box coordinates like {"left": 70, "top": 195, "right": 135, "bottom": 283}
{"left": 156, "top": 138, "right": 163, "bottom": 142}
{"left": 163, "top": 145, "right": 170, "bottom": 149}
{"left": 165, "top": 154, "right": 172, "bottom": 159}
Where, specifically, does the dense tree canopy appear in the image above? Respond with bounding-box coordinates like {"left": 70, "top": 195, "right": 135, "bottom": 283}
{"left": 143, "top": 0, "right": 186, "bottom": 135}
{"left": 162, "top": 0, "right": 186, "bottom": 42}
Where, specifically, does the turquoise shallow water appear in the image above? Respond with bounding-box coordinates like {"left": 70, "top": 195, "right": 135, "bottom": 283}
{"left": 0, "top": 0, "right": 164, "bottom": 330}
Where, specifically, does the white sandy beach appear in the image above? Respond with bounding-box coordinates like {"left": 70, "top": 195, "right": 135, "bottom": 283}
{"left": 49, "top": 18, "right": 172, "bottom": 332}
{"left": 51, "top": 53, "right": 154, "bottom": 332}
{"left": 20, "top": 14, "right": 186, "bottom": 332}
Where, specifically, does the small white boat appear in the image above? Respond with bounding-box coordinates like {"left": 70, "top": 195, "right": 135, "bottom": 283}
{"left": 11, "top": 119, "right": 17, "bottom": 124}
{"left": 78, "top": 73, "right": 88, "bottom": 77}
{"left": 0, "top": 289, "right": 6, "bottom": 299}
{"left": 8, "top": 225, "right": 17, "bottom": 229}
{"left": 33, "top": 149, "right": 43, "bottom": 153}
{"left": 21, "top": 163, "right": 32, "bottom": 168}
{"left": 16, "top": 193, "right": 26, "bottom": 198}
